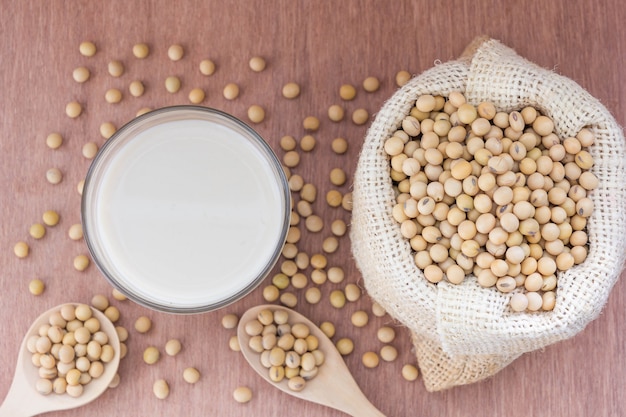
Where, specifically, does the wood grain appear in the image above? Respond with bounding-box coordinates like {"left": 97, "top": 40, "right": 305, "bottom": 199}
{"left": 0, "top": 1, "right": 624, "bottom": 416}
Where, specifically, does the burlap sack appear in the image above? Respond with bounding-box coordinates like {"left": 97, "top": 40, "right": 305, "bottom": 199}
{"left": 351, "top": 38, "right": 626, "bottom": 391}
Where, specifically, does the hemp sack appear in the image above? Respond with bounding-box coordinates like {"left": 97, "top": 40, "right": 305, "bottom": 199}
{"left": 350, "top": 38, "right": 626, "bottom": 391}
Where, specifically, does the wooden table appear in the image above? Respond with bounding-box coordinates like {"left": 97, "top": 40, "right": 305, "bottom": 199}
{"left": 1, "top": 1, "right": 624, "bottom": 416}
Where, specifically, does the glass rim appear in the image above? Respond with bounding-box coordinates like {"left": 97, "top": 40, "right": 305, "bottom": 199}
{"left": 81, "top": 105, "right": 291, "bottom": 314}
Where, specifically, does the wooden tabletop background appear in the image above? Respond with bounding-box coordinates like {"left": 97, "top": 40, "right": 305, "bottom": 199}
{"left": 1, "top": 1, "right": 625, "bottom": 416}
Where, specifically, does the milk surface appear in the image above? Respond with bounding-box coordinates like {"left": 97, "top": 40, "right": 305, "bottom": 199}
{"left": 93, "top": 118, "right": 286, "bottom": 308}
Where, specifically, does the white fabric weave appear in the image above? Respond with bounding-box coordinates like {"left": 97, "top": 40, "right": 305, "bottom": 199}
{"left": 351, "top": 39, "right": 626, "bottom": 391}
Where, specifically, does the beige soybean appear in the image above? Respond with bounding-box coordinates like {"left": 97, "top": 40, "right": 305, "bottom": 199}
{"left": 165, "top": 76, "right": 181, "bottom": 93}
{"left": 221, "top": 314, "right": 239, "bottom": 330}
{"left": 372, "top": 302, "right": 387, "bottom": 317}
{"left": 281, "top": 135, "right": 297, "bottom": 152}
{"left": 352, "top": 108, "right": 369, "bottom": 125}
{"left": 332, "top": 137, "right": 349, "bottom": 154}
{"left": 153, "top": 379, "right": 170, "bottom": 399}
{"left": 132, "top": 43, "right": 150, "bottom": 58}
{"left": 188, "top": 88, "right": 205, "bottom": 104}
{"left": 68, "top": 223, "right": 83, "bottom": 240}
{"left": 363, "top": 76, "right": 381, "bottom": 92}
{"left": 29, "top": 279, "right": 45, "bottom": 296}
{"left": 136, "top": 107, "right": 152, "bottom": 117}
{"left": 65, "top": 101, "right": 82, "bottom": 118}
{"left": 362, "top": 351, "right": 380, "bottom": 368}
{"left": 326, "top": 190, "right": 343, "bottom": 208}
{"left": 104, "top": 306, "right": 120, "bottom": 323}
{"left": 79, "top": 41, "right": 96, "bottom": 57}
{"left": 82, "top": 142, "right": 99, "bottom": 159}
{"left": 377, "top": 326, "right": 396, "bottom": 343}
{"left": 328, "top": 104, "right": 345, "bottom": 122}
{"left": 282, "top": 82, "right": 301, "bottom": 99}
{"left": 46, "top": 167, "right": 63, "bottom": 185}
{"left": 248, "top": 105, "right": 265, "bottom": 123}
{"left": 72, "top": 66, "right": 90, "bottom": 83}
{"left": 395, "top": 70, "right": 411, "bottom": 87}
{"left": 291, "top": 272, "right": 308, "bottom": 289}
{"left": 283, "top": 150, "right": 300, "bottom": 167}
{"left": 46, "top": 133, "right": 63, "bottom": 149}
{"left": 310, "top": 254, "right": 327, "bottom": 269}
{"left": 272, "top": 273, "right": 290, "bottom": 289}
{"left": 305, "top": 215, "right": 323, "bottom": 232}
{"left": 319, "top": 322, "right": 335, "bottom": 339}
{"left": 305, "top": 287, "right": 322, "bottom": 304}
{"left": 339, "top": 84, "right": 357, "bottom": 100}
{"left": 114, "top": 326, "right": 128, "bottom": 343}
{"left": 380, "top": 345, "right": 398, "bottom": 362}
{"left": 228, "top": 335, "right": 241, "bottom": 352}
{"left": 280, "top": 292, "right": 298, "bottom": 308}
{"left": 300, "top": 135, "right": 316, "bottom": 152}
{"left": 90, "top": 295, "right": 109, "bottom": 312}
{"left": 344, "top": 283, "right": 361, "bottom": 302}
{"left": 329, "top": 290, "right": 346, "bottom": 308}
{"left": 165, "top": 339, "right": 182, "bottom": 356}
{"left": 73, "top": 255, "right": 90, "bottom": 271}
{"left": 336, "top": 338, "right": 354, "bottom": 355}
{"left": 301, "top": 183, "right": 317, "bottom": 202}
{"left": 322, "top": 236, "right": 339, "bottom": 254}
{"left": 199, "top": 59, "right": 216, "bottom": 75}
{"left": 167, "top": 44, "right": 184, "bottom": 61}
{"left": 183, "top": 367, "right": 201, "bottom": 384}
{"left": 134, "top": 316, "right": 152, "bottom": 333}
{"left": 402, "top": 364, "right": 419, "bottom": 381}
{"left": 311, "top": 269, "right": 327, "bottom": 285}
{"left": 331, "top": 219, "right": 347, "bottom": 236}
{"left": 351, "top": 311, "right": 369, "bottom": 327}
{"left": 303, "top": 115, "right": 320, "bottom": 131}
{"left": 127, "top": 80, "right": 145, "bottom": 98}
{"left": 249, "top": 56, "right": 266, "bottom": 72}
{"left": 100, "top": 122, "right": 117, "bottom": 139}
{"left": 262, "top": 285, "right": 279, "bottom": 302}
{"left": 14, "top": 241, "right": 29, "bottom": 258}
{"left": 223, "top": 83, "right": 240, "bottom": 100}
{"left": 330, "top": 168, "right": 347, "bottom": 186}
{"left": 105, "top": 88, "right": 122, "bottom": 104}
{"left": 29, "top": 223, "right": 46, "bottom": 239}
{"left": 108, "top": 373, "right": 121, "bottom": 389}
{"left": 233, "top": 386, "right": 252, "bottom": 403}
{"left": 111, "top": 288, "right": 127, "bottom": 301}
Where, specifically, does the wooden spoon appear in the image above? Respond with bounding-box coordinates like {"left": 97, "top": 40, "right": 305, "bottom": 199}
{"left": 0, "top": 303, "right": 121, "bottom": 417}
{"left": 237, "top": 304, "right": 386, "bottom": 417}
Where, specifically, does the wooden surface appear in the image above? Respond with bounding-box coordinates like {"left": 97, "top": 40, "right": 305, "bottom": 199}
{"left": 1, "top": 1, "right": 624, "bottom": 416}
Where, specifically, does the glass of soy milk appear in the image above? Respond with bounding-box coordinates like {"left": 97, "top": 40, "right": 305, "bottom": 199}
{"left": 82, "top": 106, "right": 290, "bottom": 313}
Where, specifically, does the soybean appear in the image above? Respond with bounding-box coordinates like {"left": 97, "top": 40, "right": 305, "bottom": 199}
{"left": 167, "top": 44, "right": 184, "bottom": 61}
{"left": 233, "top": 386, "right": 252, "bottom": 403}
{"left": 79, "top": 41, "right": 96, "bottom": 57}
{"left": 249, "top": 56, "right": 266, "bottom": 72}
{"left": 153, "top": 379, "right": 170, "bottom": 399}
{"left": 183, "top": 367, "right": 201, "bottom": 384}
{"left": 165, "top": 339, "right": 182, "bottom": 356}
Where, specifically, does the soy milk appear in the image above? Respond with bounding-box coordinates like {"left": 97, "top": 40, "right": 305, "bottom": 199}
{"left": 82, "top": 107, "right": 289, "bottom": 313}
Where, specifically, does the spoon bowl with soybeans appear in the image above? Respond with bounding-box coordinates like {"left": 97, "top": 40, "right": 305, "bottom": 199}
{"left": 237, "top": 304, "right": 386, "bottom": 417}
{"left": 0, "top": 303, "right": 121, "bottom": 417}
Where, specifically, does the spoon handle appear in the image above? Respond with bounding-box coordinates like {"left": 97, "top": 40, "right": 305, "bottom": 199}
{"left": 336, "top": 396, "right": 387, "bottom": 417}
{"left": 0, "top": 380, "right": 37, "bottom": 417}
{"left": 320, "top": 371, "right": 387, "bottom": 417}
